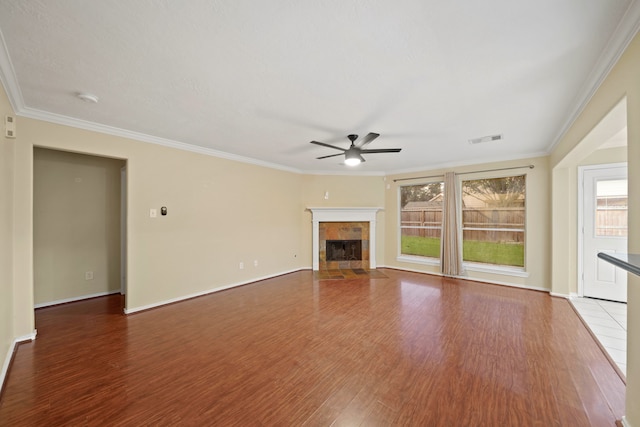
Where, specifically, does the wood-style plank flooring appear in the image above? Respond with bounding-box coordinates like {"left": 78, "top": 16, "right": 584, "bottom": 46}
{"left": 0, "top": 269, "right": 625, "bottom": 426}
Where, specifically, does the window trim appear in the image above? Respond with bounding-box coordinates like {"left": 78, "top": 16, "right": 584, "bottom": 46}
{"left": 463, "top": 261, "right": 529, "bottom": 277}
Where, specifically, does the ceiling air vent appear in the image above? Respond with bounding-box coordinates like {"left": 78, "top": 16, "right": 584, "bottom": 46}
{"left": 468, "top": 134, "right": 503, "bottom": 145}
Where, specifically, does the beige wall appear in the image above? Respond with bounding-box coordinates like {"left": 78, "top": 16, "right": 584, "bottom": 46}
{"left": 551, "top": 32, "right": 640, "bottom": 425}
{"left": 384, "top": 156, "right": 551, "bottom": 291}
{"left": 0, "top": 83, "right": 15, "bottom": 380}
{"left": 33, "top": 148, "right": 125, "bottom": 305}
{"left": 12, "top": 117, "right": 307, "bottom": 316}
{"left": 579, "top": 146, "right": 626, "bottom": 166}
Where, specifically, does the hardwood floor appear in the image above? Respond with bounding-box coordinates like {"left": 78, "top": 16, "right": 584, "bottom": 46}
{"left": 0, "top": 269, "right": 625, "bottom": 426}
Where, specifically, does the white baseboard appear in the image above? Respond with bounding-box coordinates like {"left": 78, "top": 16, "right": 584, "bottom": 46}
{"left": 124, "top": 268, "right": 307, "bottom": 314}
{"left": 454, "top": 275, "right": 550, "bottom": 293}
{"left": 379, "top": 265, "right": 550, "bottom": 293}
{"left": 1, "top": 330, "right": 37, "bottom": 393}
{"left": 550, "top": 292, "right": 572, "bottom": 299}
{"left": 34, "top": 290, "right": 121, "bottom": 308}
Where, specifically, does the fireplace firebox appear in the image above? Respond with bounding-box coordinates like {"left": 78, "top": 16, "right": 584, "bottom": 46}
{"left": 326, "top": 240, "right": 362, "bottom": 261}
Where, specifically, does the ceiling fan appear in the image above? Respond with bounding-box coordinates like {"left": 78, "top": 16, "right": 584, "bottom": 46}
{"left": 310, "top": 133, "right": 402, "bottom": 166}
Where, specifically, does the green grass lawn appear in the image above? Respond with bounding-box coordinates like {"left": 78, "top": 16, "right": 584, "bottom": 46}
{"left": 401, "top": 236, "right": 524, "bottom": 267}
{"left": 401, "top": 236, "right": 441, "bottom": 258}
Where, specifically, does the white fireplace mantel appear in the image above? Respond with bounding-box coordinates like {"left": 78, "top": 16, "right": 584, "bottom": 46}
{"left": 308, "top": 207, "right": 382, "bottom": 271}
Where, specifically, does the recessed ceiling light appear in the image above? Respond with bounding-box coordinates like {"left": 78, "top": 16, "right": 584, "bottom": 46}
{"left": 76, "top": 92, "right": 99, "bottom": 103}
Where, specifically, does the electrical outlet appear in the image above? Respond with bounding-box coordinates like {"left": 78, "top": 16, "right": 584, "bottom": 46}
{"left": 254, "top": 260, "right": 258, "bottom": 267}
{"left": 239, "top": 262, "right": 244, "bottom": 270}
{"left": 85, "top": 271, "right": 94, "bottom": 280}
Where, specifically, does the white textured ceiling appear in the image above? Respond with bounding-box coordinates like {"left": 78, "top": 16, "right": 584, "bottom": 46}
{"left": 0, "top": 1, "right": 638, "bottom": 174}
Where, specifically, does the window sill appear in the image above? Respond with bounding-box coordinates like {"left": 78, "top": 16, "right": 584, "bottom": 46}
{"left": 463, "top": 262, "right": 529, "bottom": 278}
{"left": 395, "top": 256, "right": 529, "bottom": 278}
{"left": 397, "top": 255, "right": 440, "bottom": 266}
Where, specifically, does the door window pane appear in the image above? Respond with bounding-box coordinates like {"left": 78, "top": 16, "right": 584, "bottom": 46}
{"left": 595, "top": 179, "right": 628, "bottom": 237}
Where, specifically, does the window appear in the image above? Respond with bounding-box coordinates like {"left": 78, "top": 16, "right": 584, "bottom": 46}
{"left": 461, "top": 175, "right": 525, "bottom": 268}
{"left": 399, "top": 182, "right": 444, "bottom": 259}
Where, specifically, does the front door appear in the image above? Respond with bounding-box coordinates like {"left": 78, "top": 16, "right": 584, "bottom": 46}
{"left": 582, "top": 165, "right": 628, "bottom": 302}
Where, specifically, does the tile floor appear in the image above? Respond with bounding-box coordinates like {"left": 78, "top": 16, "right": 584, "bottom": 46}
{"left": 570, "top": 297, "right": 627, "bottom": 376}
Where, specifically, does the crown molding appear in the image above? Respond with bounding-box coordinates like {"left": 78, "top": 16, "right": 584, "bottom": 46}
{"left": 17, "top": 106, "right": 303, "bottom": 174}
{"left": 546, "top": 0, "right": 640, "bottom": 153}
{"left": 0, "top": 27, "right": 24, "bottom": 112}
{"left": 384, "top": 150, "right": 548, "bottom": 177}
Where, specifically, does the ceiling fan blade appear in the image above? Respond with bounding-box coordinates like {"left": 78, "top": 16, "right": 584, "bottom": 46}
{"left": 361, "top": 148, "right": 402, "bottom": 154}
{"left": 357, "top": 132, "right": 380, "bottom": 148}
{"left": 316, "top": 153, "right": 346, "bottom": 160}
{"left": 310, "top": 141, "right": 347, "bottom": 151}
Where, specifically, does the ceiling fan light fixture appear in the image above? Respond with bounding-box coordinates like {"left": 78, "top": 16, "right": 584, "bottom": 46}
{"left": 344, "top": 149, "right": 363, "bottom": 166}
{"left": 344, "top": 156, "right": 361, "bottom": 166}
{"left": 310, "top": 132, "right": 399, "bottom": 165}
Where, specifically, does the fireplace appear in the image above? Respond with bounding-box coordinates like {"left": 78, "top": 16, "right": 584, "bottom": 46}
{"left": 308, "top": 207, "right": 381, "bottom": 271}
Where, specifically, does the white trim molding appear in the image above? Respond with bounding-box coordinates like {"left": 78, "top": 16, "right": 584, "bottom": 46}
{"left": 550, "top": 292, "right": 573, "bottom": 299}
{"left": 124, "top": 268, "right": 306, "bottom": 314}
{"left": 308, "top": 207, "right": 382, "bottom": 271}
{"left": 1, "top": 331, "right": 37, "bottom": 392}
{"left": 463, "top": 262, "right": 530, "bottom": 278}
{"left": 34, "top": 290, "right": 121, "bottom": 309}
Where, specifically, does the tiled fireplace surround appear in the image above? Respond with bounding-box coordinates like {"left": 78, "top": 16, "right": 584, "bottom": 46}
{"left": 309, "top": 208, "right": 380, "bottom": 271}
{"left": 320, "top": 222, "right": 369, "bottom": 270}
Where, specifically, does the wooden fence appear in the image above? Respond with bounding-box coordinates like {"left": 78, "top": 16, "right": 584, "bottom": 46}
{"left": 401, "top": 205, "right": 628, "bottom": 241}
{"left": 401, "top": 207, "right": 525, "bottom": 243}
{"left": 596, "top": 207, "right": 628, "bottom": 236}
{"left": 401, "top": 208, "right": 442, "bottom": 238}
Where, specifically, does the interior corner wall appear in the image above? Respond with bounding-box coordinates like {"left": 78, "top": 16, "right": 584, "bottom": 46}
{"left": 551, "top": 167, "right": 572, "bottom": 296}
{"left": 550, "top": 31, "right": 640, "bottom": 425}
{"left": 33, "top": 148, "right": 125, "bottom": 305}
{"left": 0, "top": 84, "right": 15, "bottom": 384}
{"left": 579, "top": 146, "right": 627, "bottom": 166}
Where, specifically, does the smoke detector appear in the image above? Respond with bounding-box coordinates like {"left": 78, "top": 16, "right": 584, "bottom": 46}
{"left": 469, "top": 134, "right": 503, "bottom": 144}
{"left": 76, "top": 92, "right": 99, "bottom": 103}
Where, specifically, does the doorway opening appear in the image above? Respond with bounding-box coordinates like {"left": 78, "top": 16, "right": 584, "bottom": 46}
{"left": 571, "top": 98, "right": 628, "bottom": 377}
{"left": 33, "top": 148, "right": 127, "bottom": 315}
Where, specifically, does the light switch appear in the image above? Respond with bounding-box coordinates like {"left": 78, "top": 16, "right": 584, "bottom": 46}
{"left": 150, "top": 209, "right": 157, "bottom": 218}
